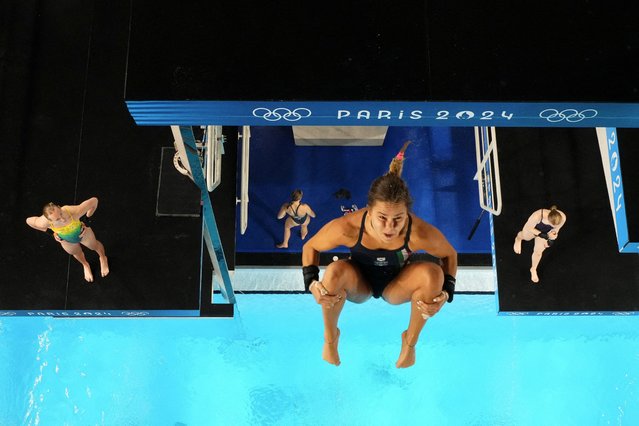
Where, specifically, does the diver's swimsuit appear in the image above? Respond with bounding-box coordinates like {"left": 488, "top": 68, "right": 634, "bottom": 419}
{"left": 349, "top": 211, "right": 413, "bottom": 298}
{"left": 287, "top": 202, "right": 308, "bottom": 225}
{"left": 49, "top": 208, "right": 85, "bottom": 243}
{"left": 534, "top": 210, "right": 554, "bottom": 234}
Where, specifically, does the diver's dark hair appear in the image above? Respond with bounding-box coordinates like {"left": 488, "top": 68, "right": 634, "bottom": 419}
{"left": 367, "top": 141, "right": 413, "bottom": 209}
{"left": 290, "top": 189, "right": 303, "bottom": 202}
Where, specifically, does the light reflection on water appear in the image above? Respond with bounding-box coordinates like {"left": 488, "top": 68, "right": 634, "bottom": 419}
{"left": 1, "top": 294, "right": 638, "bottom": 425}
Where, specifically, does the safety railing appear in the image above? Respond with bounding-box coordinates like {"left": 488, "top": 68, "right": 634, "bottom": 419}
{"left": 204, "top": 125, "right": 224, "bottom": 192}
{"left": 474, "top": 126, "right": 502, "bottom": 216}
{"left": 172, "top": 125, "right": 225, "bottom": 193}
{"left": 237, "top": 126, "right": 251, "bottom": 235}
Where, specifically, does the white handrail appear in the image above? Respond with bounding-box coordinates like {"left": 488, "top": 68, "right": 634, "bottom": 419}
{"left": 205, "top": 125, "right": 223, "bottom": 192}
{"left": 474, "top": 126, "right": 502, "bottom": 216}
{"left": 239, "top": 126, "right": 251, "bottom": 235}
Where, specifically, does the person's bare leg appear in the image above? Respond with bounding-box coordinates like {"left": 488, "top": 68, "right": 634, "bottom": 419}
{"left": 513, "top": 231, "right": 524, "bottom": 254}
{"left": 530, "top": 239, "right": 546, "bottom": 283}
{"left": 311, "top": 270, "right": 346, "bottom": 366}
{"left": 277, "top": 219, "right": 296, "bottom": 248}
{"left": 95, "top": 241, "right": 109, "bottom": 277}
{"left": 396, "top": 287, "right": 446, "bottom": 368}
{"left": 75, "top": 252, "right": 93, "bottom": 282}
{"left": 300, "top": 225, "right": 309, "bottom": 240}
{"left": 80, "top": 228, "right": 109, "bottom": 277}
{"left": 311, "top": 260, "right": 369, "bottom": 366}
{"left": 300, "top": 217, "right": 311, "bottom": 240}
{"left": 276, "top": 226, "right": 291, "bottom": 248}
{"left": 319, "top": 286, "right": 346, "bottom": 366}
{"left": 383, "top": 263, "right": 443, "bottom": 368}
{"left": 61, "top": 241, "right": 93, "bottom": 282}
{"left": 395, "top": 291, "right": 435, "bottom": 368}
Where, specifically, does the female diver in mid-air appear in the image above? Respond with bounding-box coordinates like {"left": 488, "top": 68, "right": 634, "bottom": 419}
{"left": 302, "top": 142, "right": 457, "bottom": 368}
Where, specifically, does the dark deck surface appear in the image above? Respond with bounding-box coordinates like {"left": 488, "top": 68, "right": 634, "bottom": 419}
{"left": 493, "top": 128, "right": 639, "bottom": 312}
{"left": 125, "top": 1, "right": 639, "bottom": 102}
{"left": 1, "top": 1, "right": 202, "bottom": 313}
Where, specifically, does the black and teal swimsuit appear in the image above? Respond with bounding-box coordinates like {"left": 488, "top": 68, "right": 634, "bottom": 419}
{"left": 349, "top": 211, "right": 413, "bottom": 298}
{"left": 287, "top": 203, "right": 308, "bottom": 225}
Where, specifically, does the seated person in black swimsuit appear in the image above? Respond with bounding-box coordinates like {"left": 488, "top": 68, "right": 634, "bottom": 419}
{"left": 513, "top": 206, "right": 567, "bottom": 283}
{"left": 301, "top": 142, "right": 457, "bottom": 368}
{"left": 276, "top": 189, "right": 316, "bottom": 248}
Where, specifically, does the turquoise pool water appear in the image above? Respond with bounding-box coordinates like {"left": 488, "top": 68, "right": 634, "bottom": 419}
{"left": 1, "top": 294, "right": 638, "bottom": 425}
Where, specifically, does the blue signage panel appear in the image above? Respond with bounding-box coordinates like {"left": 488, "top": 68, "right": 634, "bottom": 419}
{"left": 603, "top": 128, "right": 639, "bottom": 253}
{"left": 127, "top": 101, "right": 639, "bottom": 127}
{"left": 604, "top": 128, "right": 631, "bottom": 252}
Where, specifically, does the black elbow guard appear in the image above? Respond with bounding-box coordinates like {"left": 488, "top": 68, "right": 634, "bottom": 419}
{"left": 302, "top": 265, "right": 320, "bottom": 292}
{"left": 443, "top": 274, "right": 456, "bottom": 303}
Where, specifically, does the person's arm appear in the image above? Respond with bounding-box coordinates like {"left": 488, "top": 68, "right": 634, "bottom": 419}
{"left": 421, "top": 227, "right": 457, "bottom": 278}
{"left": 302, "top": 218, "right": 351, "bottom": 266}
{"left": 301, "top": 216, "right": 355, "bottom": 290}
{"left": 522, "top": 209, "right": 544, "bottom": 236}
{"left": 306, "top": 204, "right": 316, "bottom": 218}
{"left": 26, "top": 215, "right": 50, "bottom": 232}
{"left": 71, "top": 197, "right": 99, "bottom": 218}
{"left": 277, "top": 203, "right": 289, "bottom": 219}
{"left": 411, "top": 216, "right": 458, "bottom": 302}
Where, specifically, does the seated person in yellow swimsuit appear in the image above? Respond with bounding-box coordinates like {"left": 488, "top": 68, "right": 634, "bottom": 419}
{"left": 26, "top": 197, "right": 109, "bottom": 282}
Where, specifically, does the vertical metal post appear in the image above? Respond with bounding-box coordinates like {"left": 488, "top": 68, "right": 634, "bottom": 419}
{"left": 178, "top": 126, "right": 236, "bottom": 304}
{"left": 239, "top": 126, "right": 250, "bottom": 235}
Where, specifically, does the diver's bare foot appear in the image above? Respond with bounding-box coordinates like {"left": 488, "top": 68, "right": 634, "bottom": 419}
{"left": 100, "top": 256, "right": 110, "bottom": 277}
{"left": 323, "top": 328, "right": 341, "bottom": 366}
{"left": 513, "top": 237, "right": 522, "bottom": 254}
{"left": 275, "top": 243, "right": 288, "bottom": 249}
{"left": 530, "top": 268, "right": 539, "bottom": 283}
{"left": 83, "top": 265, "right": 94, "bottom": 283}
{"left": 301, "top": 229, "right": 308, "bottom": 240}
{"left": 396, "top": 330, "right": 416, "bottom": 368}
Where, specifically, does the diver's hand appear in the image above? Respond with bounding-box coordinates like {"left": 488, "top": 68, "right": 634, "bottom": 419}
{"left": 310, "top": 281, "right": 345, "bottom": 309}
{"left": 415, "top": 291, "right": 448, "bottom": 319}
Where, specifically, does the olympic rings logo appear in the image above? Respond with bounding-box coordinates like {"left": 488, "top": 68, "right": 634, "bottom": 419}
{"left": 252, "top": 107, "right": 312, "bottom": 122}
{"left": 0, "top": 311, "right": 16, "bottom": 316}
{"left": 539, "top": 108, "right": 598, "bottom": 123}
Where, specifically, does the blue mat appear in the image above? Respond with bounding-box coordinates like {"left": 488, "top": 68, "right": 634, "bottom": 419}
{"left": 236, "top": 126, "right": 491, "bottom": 254}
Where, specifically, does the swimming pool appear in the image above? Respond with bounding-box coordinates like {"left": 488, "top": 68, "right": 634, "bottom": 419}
{"left": 2, "top": 294, "right": 638, "bottom": 425}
